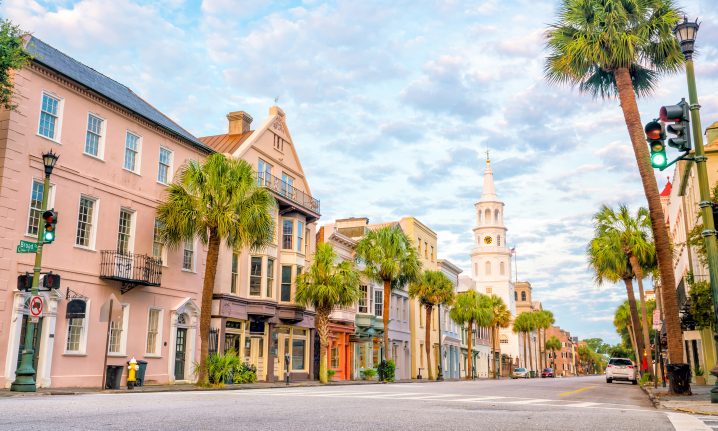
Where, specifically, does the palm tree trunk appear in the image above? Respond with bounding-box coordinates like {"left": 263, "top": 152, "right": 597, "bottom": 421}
{"left": 622, "top": 277, "right": 646, "bottom": 359}
{"left": 425, "top": 304, "right": 433, "bottom": 380}
{"left": 614, "top": 67, "right": 683, "bottom": 363}
{"left": 629, "top": 255, "right": 653, "bottom": 377}
{"left": 627, "top": 322, "right": 639, "bottom": 363}
{"left": 523, "top": 332, "right": 528, "bottom": 369}
{"left": 467, "top": 320, "right": 474, "bottom": 380}
{"left": 383, "top": 280, "right": 391, "bottom": 362}
{"left": 316, "top": 308, "right": 330, "bottom": 384}
{"left": 489, "top": 325, "right": 495, "bottom": 378}
{"left": 538, "top": 328, "right": 544, "bottom": 371}
{"left": 197, "top": 229, "right": 221, "bottom": 386}
{"left": 528, "top": 331, "right": 534, "bottom": 375}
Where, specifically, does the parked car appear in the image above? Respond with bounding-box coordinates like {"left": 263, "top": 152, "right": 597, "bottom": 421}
{"left": 605, "top": 358, "right": 637, "bottom": 384}
{"left": 541, "top": 368, "right": 555, "bottom": 378}
{"left": 512, "top": 367, "right": 529, "bottom": 379}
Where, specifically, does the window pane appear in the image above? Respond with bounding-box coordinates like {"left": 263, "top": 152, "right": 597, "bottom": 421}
{"left": 38, "top": 94, "right": 59, "bottom": 139}
{"left": 27, "top": 180, "right": 44, "bottom": 235}
{"left": 109, "top": 308, "right": 125, "bottom": 354}
{"left": 152, "top": 219, "right": 164, "bottom": 259}
{"left": 374, "top": 290, "right": 383, "bottom": 317}
{"left": 124, "top": 132, "right": 139, "bottom": 171}
{"left": 231, "top": 253, "right": 239, "bottom": 294}
{"left": 249, "top": 257, "right": 262, "bottom": 296}
{"left": 146, "top": 309, "right": 160, "bottom": 354}
{"left": 183, "top": 241, "right": 194, "bottom": 271}
{"left": 66, "top": 317, "right": 84, "bottom": 352}
{"left": 158, "top": 147, "right": 171, "bottom": 184}
{"left": 282, "top": 220, "right": 293, "bottom": 249}
{"left": 117, "top": 210, "right": 132, "bottom": 255}
{"left": 76, "top": 197, "right": 95, "bottom": 247}
{"left": 85, "top": 114, "right": 103, "bottom": 156}
{"left": 292, "top": 338, "right": 305, "bottom": 370}
{"left": 266, "top": 258, "right": 274, "bottom": 297}
{"left": 358, "top": 285, "right": 367, "bottom": 313}
{"left": 281, "top": 266, "right": 292, "bottom": 301}
{"left": 297, "top": 221, "right": 304, "bottom": 252}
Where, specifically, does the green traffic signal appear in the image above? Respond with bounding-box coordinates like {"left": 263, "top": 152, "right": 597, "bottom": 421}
{"left": 42, "top": 210, "right": 57, "bottom": 244}
{"left": 645, "top": 120, "right": 668, "bottom": 170}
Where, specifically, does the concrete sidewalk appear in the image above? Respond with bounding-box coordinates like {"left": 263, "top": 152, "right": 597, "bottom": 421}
{"left": 0, "top": 378, "right": 446, "bottom": 398}
{"left": 643, "top": 382, "right": 718, "bottom": 415}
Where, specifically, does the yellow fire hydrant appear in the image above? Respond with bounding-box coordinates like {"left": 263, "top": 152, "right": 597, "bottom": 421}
{"left": 127, "top": 357, "right": 138, "bottom": 390}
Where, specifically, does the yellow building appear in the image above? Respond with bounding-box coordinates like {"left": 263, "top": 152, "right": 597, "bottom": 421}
{"left": 395, "top": 217, "right": 441, "bottom": 380}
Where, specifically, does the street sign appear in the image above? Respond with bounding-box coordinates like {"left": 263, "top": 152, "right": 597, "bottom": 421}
{"left": 29, "top": 295, "right": 43, "bottom": 318}
{"left": 16, "top": 240, "right": 38, "bottom": 254}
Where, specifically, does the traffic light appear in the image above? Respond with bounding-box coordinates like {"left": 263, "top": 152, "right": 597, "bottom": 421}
{"left": 645, "top": 120, "right": 667, "bottom": 169}
{"left": 42, "top": 210, "right": 57, "bottom": 243}
{"left": 660, "top": 99, "right": 691, "bottom": 152}
{"left": 43, "top": 273, "right": 61, "bottom": 289}
{"left": 17, "top": 274, "right": 31, "bottom": 291}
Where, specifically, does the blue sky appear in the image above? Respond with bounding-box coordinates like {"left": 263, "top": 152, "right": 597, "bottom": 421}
{"left": 6, "top": 0, "right": 718, "bottom": 344}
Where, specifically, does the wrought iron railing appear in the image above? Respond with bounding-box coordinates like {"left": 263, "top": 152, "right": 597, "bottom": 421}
{"left": 256, "top": 171, "right": 320, "bottom": 215}
{"left": 100, "top": 250, "right": 162, "bottom": 286}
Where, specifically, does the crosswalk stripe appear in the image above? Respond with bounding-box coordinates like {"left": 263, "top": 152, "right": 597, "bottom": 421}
{"left": 566, "top": 402, "right": 600, "bottom": 408}
{"left": 453, "top": 396, "right": 508, "bottom": 402}
{"left": 505, "top": 399, "right": 551, "bottom": 405}
{"left": 397, "top": 394, "right": 459, "bottom": 400}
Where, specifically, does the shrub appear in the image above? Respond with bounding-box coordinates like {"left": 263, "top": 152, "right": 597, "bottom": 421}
{"left": 377, "top": 360, "right": 396, "bottom": 382}
{"left": 194, "top": 350, "right": 239, "bottom": 387}
{"left": 233, "top": 361, "right": 258, "bottom": 384}
{"left": 327, "top": 369, "right": 336, "bottom": 380}
{"left": 362, "top": 368, "right": 377, "bottom": 380}
{"left": 639, "top": 373, "right": 651, "bottom": 385}
{"left": 695, "top": 366, "right": 705, "bottom": 377}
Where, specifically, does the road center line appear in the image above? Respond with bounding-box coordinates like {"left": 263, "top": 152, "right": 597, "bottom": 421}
{"left": 559, "top": 386, "right": 595, "bottom": 397}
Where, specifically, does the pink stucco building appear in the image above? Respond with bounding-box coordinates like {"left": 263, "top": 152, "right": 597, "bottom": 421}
{"left": 0, "top": 37, "right": 211, "bottom": 388}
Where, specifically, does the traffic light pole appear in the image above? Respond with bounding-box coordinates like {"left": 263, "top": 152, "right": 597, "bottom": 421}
{"left": 10, "top": 173, "right": 49, "bottom": 392}
{"left": 683, "top": 58, "right": 718, "bottom": 403}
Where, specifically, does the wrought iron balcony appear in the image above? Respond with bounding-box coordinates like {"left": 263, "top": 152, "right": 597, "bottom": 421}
{"left": 256, "top": 171, "right": 320, "bottom": 219}
{"left": 100, "top": 250, "right": 162, "bottom": 293}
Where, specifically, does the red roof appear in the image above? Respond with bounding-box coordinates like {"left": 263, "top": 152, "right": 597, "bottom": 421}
{"left": 660, "top": 179, "right": 672, "bottom": 197}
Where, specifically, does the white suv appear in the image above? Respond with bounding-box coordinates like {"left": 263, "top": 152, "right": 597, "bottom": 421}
{"left": 606, "top": 358, "right": 637, "bottom": 384}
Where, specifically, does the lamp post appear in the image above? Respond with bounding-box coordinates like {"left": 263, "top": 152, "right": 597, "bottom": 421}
{"left": 437, "top": 304, "right": 444, "bottom": 381}
{"left": 674, "top": 16, "right": 718, "bottom": 402}
{"left": 11, "top": 150, "right": 59, "bottom": 392}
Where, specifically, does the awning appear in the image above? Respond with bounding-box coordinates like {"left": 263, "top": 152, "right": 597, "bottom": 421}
{"left": 66, "top": 299, "right": 86, "bottom": 319}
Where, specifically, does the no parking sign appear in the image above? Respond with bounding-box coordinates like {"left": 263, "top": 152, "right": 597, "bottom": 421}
{"left": 30, "top": 295, "right": 43, "bottom": 322}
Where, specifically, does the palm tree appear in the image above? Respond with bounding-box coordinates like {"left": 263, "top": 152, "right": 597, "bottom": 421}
{"left": 408, "top": 270, "right": 455, "bottom": 380}
{"left": 545, "top": 336, "right": 562, "bottom": 371}
{"left": 587, "top": 225, "right": 646, "bottom": 362}
{"left": 545, "top": 0, "right": 684, "bottom": 363}
{"left": 614, "top": 300, "right": 640, "bottom": 361}
{"left": 356, "top": 225, "right": 421, "bottom": 362}
{"left": 595, "top": 204, "right": 656, "bottom": 375}
{"left": 513, "top": 312, "right": 531, "bottom": 373}
{"left": 296, "top": 243, "right": 362, "bottom": 383}
{"left": 450, "top": 289, "right": 492, "bottom": 379}
{"left": 157, "top": 154, "right": 274, "bottom": 385}
{"left": 535, "top": 310, "right": 554, "bottom": 371}
{"left": 488, "top": 294, "right": 511, "bottom": 378}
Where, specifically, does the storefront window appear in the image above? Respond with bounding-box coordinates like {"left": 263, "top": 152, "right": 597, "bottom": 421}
{"left": 292, "top": 330, "right": 306, "bottom": 370}
{"left": 358, "top": 343, "right": 367, "bottom": 368}
{"left": 331, "top": 345, "right": 339, "bottom": 369}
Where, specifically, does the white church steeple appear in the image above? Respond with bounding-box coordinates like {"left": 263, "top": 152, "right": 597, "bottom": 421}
{"left": 479, "top": 151, "right": 497, "bottom": 202}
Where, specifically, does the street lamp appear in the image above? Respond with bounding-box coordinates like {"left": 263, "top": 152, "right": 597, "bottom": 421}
{"left": 437, "top": 304, "right": 444, "bottom": 381}
{"left": 673, "top": 16, "right": 718, "bottom": 401}
{"left": 11, "top": 150, "right": 59, "bottom": 392}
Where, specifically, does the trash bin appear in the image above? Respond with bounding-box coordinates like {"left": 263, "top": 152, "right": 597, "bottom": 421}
{"left": 136, "top": 360, "right": 148, "bottom": 387}
{"left": 667, "top": 363, "right": 692, "bottom": 395}
{"left": 105, "top": 365, "right": 123, "bottom": 389}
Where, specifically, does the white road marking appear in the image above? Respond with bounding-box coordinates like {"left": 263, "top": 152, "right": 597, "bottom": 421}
{"left": 565, "top": 402, "right": 600, "bottom": 408}
{"left": 453, "top": 396, "right": 508, "bottom": 402}
{"left": 505, "top": 398, "right": 552, "bottom": 405}
{"left": 665, "top": 412, "right": 712, "bottom": 431}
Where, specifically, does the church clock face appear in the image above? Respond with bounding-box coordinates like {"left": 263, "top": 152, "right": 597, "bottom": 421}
{"left": 483, "top": 236, "right": 492, "bottom": 245}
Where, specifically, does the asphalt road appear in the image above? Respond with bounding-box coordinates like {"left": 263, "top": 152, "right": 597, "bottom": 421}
{"left": 0, "top": 376, "right": 706, "bottom": 430}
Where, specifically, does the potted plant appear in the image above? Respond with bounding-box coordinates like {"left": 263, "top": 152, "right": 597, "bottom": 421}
{"left": 361, "top": 368, "right": 377, "bottom": 381}
{"left": 695, "top": 367, "right": 706, "bottom": 385}
{"left": 327, "top": 369, "right": 336, "bottom": 381}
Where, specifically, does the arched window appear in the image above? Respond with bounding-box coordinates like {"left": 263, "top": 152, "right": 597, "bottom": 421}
{"left": 66, "top": 299, "right": 88, "bottom": 353}
{"left": 494, "top": 209, "right": 499, "bottom": 223}
{"left": 514, "top": 291, "right": 518, "bottom": 301}
{"left": 484, "top": 209, "right": 491, "bottom": 222}
{"left": 500, "top": 262, "right": 505, "bottom": 275}
{"left": 521, "top": 291, "right": 526, "bottom": 301}
{"left": 485, "top": 261, "right": 491, "bottom": 275}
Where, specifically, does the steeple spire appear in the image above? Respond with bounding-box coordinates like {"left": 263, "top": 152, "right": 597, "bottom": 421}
{"left": 479, "top": 157, "right": 497, "bottom": 202}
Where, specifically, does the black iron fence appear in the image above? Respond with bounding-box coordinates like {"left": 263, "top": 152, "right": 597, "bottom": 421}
{"left": 256, "top": 171, "right": 320, "bottom": 214}
{"left": 99, "top": 250, "right": 162, "bottom": 286}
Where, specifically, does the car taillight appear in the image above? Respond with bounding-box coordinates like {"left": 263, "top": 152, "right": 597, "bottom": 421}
{"left": 627, "top": 365, "right": 633, "bottom": 369}
{"left": 607, "top": 365, "right": 612, "bottom": 368}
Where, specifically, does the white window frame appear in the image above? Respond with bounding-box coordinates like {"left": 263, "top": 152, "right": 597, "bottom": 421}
{"left": 152, "top": 218, "right": 167, "bottom": 265}
{"left": 75, "top": 195, "right": 99, "bottom": 250}
{"left": 182, "top": 239, "right": 195, "bottom": 272}
{"left": 64, "top": 299, "right": 91, "bottom": 355}
{"left": 37, "top": 91, "right": 63, "bottom": 143}
{"left": 123, "top": 130, "right": 142, "bottom": 174}
{"left": 157, "top": 146, "right": 173, "bottom": 185}
{"left": 108, "top": 304, "right": 130, "bottom": 356}
{"left": 145, "top": 307, "right": 164, "bottom": 357}
{"left": 117, "top": 208, "right": 136, "bottom": 255}
{"left": 374, "top": 289, "right": 383, "bottom": 317}
{"left": 231, "top": 253, "right": 239, "bottom": 294}
{"left": 84, "top": 112, "right": 106, "bottom": 159}
{"left": 26, "top": 179, "right": 56, "bottom": 238}
{"left": 249, "top": 255, "right": 262, "bottom": 296}
{"left": 296, "top": 221, "right": 304, "bottom": 253}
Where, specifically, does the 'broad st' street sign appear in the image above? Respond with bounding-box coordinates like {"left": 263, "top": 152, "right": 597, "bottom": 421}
{"left": 16, "top": 240, "right": 38, "bottom": 254}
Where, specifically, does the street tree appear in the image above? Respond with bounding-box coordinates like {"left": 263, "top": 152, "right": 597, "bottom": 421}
{"left": 0, "top": 19, "right": 30, "bottom": 110}
{"left": 595, "top": 204, "right": 655, "bottom": 375}
{"left": 296, "top": 243, "right": 361, "bottom": 384}
{"left": 587, "top": 224, "right": 646, "bottom": 362}
{"left": 488, "top": 294, "right": 511, "bottom": 378}
{"left": 614, "top": 300, "right": 640, "bottom": 361}
{"left": 545, "top": 0, "right": 685, "bottom": 363}
{"left": 513, "top": 312, "right": 535, "bottom": 374}
{"left": 356, "top": 225, "right": 421, "bottom": 363}
{"left": 450, "top": 289, "right": 493, "bottom": 379}
{"left": 157, "top": 154, "right": 275, "bottom": 385}
{"left": 545, "top": 336, "right": 562, "bottom": 370}
{"left": 536, "top": 310, "right": 554, "bottom": 370}
{"left": 409, "top": 270, "right": 455, "bottom": 380}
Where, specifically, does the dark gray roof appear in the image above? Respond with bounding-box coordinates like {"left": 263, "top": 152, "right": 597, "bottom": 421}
{"left": 26, "top": 37, "right": 212, "bottom": 153}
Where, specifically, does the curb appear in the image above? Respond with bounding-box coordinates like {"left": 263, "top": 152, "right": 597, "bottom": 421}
{"left": 640, "top": 384, "right": 661, "bottom": 409}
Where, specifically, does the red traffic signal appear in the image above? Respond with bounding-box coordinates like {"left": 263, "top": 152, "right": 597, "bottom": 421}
{"left": 43, "top": 273, "right": 61, "bottom": 289}
{"left": 660, "top": 105, "right": 685, "bottom": 122}
{"left": 645, "top": 121, "right": 665, "bottom": 141}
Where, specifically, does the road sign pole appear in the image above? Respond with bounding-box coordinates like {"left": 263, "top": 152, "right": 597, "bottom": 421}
{"left": 11, "top": 174, "right": 49, "bottom": 392}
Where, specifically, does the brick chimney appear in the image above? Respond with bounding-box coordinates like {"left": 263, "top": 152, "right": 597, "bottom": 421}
{"left": 226, "top": 111, "right": 253, "bottom": 134}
